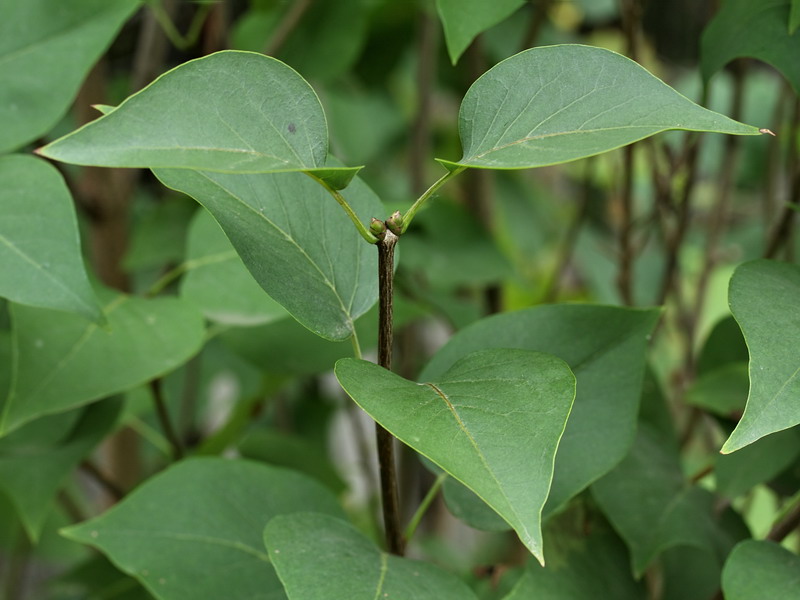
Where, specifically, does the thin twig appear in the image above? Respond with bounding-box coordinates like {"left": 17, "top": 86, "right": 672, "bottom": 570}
{"left": 80, "top": 459, "right": 126, "bottom": 501}
{"left": 410, "top": 10, "right": 439, "bottom": 195}
{"left": 150, "top": 379, "right": 185, "bottom": 461}
{"left": 375, "top": 231, "right": 404, "bottom": 555}
{"left": 765, "top": 98, "right": 800, "bottom": 258}
{"left": 403, "top": 472, "right": 447, "bottom": 543}
{"left": 767, "top": 502, "right": 800, "bottom": 542}
{"left": 264, "top": 0, "right": 313, "bottom": 56}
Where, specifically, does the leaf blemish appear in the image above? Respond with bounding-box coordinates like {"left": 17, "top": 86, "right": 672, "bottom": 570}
{"left": 287, "top": 123, "right": 296, "bottom": 134}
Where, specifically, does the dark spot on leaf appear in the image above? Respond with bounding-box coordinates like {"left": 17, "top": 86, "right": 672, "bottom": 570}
{"left": 288, "top": 123, "right": 296, "bottom": 134}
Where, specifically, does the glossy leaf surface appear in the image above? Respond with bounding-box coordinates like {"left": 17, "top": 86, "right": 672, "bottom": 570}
{"left": 436, "top": 0, "right": 524, "bottom": 64}
{"left": 0, "top": 155, "right": 102, "bottom": 322}
{"left": 63, "top": 458, "right": 345, "bottom": 600}
{"left": 0, "top": 0, "right": 139, "bottom": 152}
{"left": 38, "top": 51, "right": 358, "bottom": 187}
{"left": 721, "top": 540, "right": 800, "bottom": 600}
{"left": 701, "top": 0, "right": 800, "bottom": 94}
{"left": 421, "top": 305, "right": 660, "bottom": 515}
{"left": 180, "top": 209, "right": 288, "bottom": 327}
{"left": 0, "top": 290, "right": 204, "bottom": 436}
{"left": 337, "top": 348, "right": 576, "bottom": 562}
{"left": 440, "top": 45, "right": 759, "bottom": 170}
{"left": 264, "top": 513, "right": 479, "bottom": 600}
{"left": 723, "top": 260, "right": 800, "bottom": 452}
{"left": 156, "top": 169, "right": 380, "bottom": 341}
{"left": 0, "top": 400, "right": 120, "bottom": 541}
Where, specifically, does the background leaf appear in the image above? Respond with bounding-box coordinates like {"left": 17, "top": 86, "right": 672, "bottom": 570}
{"left": 155, "top": 169, "right": 381, "bottom": 341}
{"left": 336, "top": 348, "right": 576, "bottom": 562}
{"left": 723, "top": 260, "right": 800, "bottom": 452}
{"left": 441, "top": 45, "right": 759, "bottom": 170}
{"left": 0, "top": 0, "right": 139, "bottom": 152}
{"left": 179, "top": 209, "right": 288, "bottom": 327}
{"left": 721, "top": 540, "right": 800, "bottom": 600}
{"left": 264, "top": 513, "right": 479, "bottom": 600}
{"left": 435, "top": 0, "right": 524, "bottom": 64}
{"left": 0, "top": 155, "right": 102, "bottom": 323}
{"left": 591, "top": 425, "right": 724, "bottom": 576}
{"left": 0, "top": 400, "right": 121, "bottom": 541}
{"left": 421, "top": 305, "right": 660, "bottom": 516}
{"left": 63, "top": 458, "right": 346, "bottom": 600}
{"left": 701, "top": 0, "right": 800, "bottom": 94}
{"left": 37, "top": 51, "right": 357, "bottom": 187}
{"left": 0, "top": 289, "right": 204, "bottom": 436}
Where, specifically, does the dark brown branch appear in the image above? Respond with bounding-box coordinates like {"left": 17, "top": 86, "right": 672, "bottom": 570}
{"left": 765, "top": 98, "right": 800, "bottom": 259}
{"left": 376, "top": 231, "right": 404, "bottom": 555}
{"left": 80, "top": 459, "right": 126, "bottom": 501}
{"left": 767, "top": 502, "right": 800, "bottom": 542}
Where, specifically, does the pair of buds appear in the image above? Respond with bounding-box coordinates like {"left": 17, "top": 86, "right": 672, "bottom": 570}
{"left": 370, "top": 211, "right": 403, "bottom": 239}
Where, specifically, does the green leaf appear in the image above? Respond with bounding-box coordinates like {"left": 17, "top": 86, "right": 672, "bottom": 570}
{"left": 421, "top": 305, "right": 660, "bottom": 515}
{"left": 701, "top": 0, "right": 800, "bottom": 95}
{"left": 591, "top": 425, "right": 720, "bottom": 576}
{"left": 336, "top": 348, "right": 576, "bottom": 563}
{"left": 0, "top": 155, "right": 102, "bottom": 323}
{"left": 441, "top": 476, "right": 511, "bottom": 532}
{"left": 37, "top": 51, "right": 359, "bottom": 188}
{"left": 685, "top": 362, "right": 749, "bottom": 417}
{"left": 504, "top": 530, "right": 645, "bottom": 600}
{"left": 264, "top": 513, "right": 480, "bottom": 600}
{"left": 62, "top": 458, "right": 345, "bottom": 600}
{"left": 50, "top": 555, "right": 154, "bottom": 600}
{"left": 435, "top": 0, "right": 524, "bottom": 64}
{"left": 716, "top": 427, "right": 800, "bottom": 498}
{"left": 0, "top": 289, "right": 204, "bottom": 436}
{"left": 721, "top": 540, "right": 800, "bottom": 600}
{"left": 180, "top": 209, "right": 288, "bottom": 327}
{"left": 440, "top": 45, "right": 760, "bottom": 171}
{"left": 0, "top": 400, "right": 121, "bottom": 541}
{"left": 0, "top": 0, "right": 139, "bottom": 152}
{"left": 723, "top": 260, "right": 800, "bottom": 452}
{"left": 154, "top": 169, "right": 381, "bottom": 341}
{"left": 792, "top": 0, "right": 800, "bottom": 33}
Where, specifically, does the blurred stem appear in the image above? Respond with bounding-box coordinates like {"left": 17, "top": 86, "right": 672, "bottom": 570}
{"left": 150, "top": 378, "right": 185, "bottom": 461}
{"left": 375, "top": 230, "right": 404, "bottom": 555}
{"left": 521, "top": 0, "right": 553, "bottom": 49}
{"left": 543, "top": 158, "right": 594, "bottom": 302}
{"left": 768, "top": 498, "right": 800, "bottom": 542}
{"left": 147, "top": 0, "right": 213, "bottom": 50}
{"left": 410, "top": 10, "right": 439, "bottom": 195}
{"left": 691, "top": 61, "right": 746, "bottom": 342}
{"left": 311, "top": 174, "right": 378, "bottom": 243}
{"left": 402, "top": 167, "right": 465, "bottom": 233}
{"left": 351, "top": 329, "right": 363, "bottom": 360}
{"left": 81, "top": 459, "right": 126, "bottom": 501}
{"left": 146, "top": 251, "right": 237, "bottom": 297}
{"left": 264, "top": 0, "right": 312, "bottom": 56}
{"left": 765, "top": 97, "right": 800, "bottom": 259}
{"left": 403, "top": 472, "right": 447, "bottom": 543}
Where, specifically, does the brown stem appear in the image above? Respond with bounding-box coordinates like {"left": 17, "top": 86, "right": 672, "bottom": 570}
{"left": 375, "top": 231, "right": 404, "bottom": 555}
{"left": 765, "top": 98, "right": 800, "bottom": 259}
{"left": 150, "top": 379, "right": 185, "bottom": 461}
{"left": 80, "top": 459, "right": 126, "bottom": 501}
{"left": 767, "top": 502, "right": 800, "bottom": 542}
{"left": 264, "top": 0, "right": 313, "bottom": 56}
{"left": 410, "top": 11, "right": 438, "bottom": 196}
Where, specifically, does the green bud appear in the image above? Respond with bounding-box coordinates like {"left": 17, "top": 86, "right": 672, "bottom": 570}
{"left": 370, "top": 217, "right": 386, "bottom": 237}
{"left": 386, "top": 210, "right": 403, "bottom": 236}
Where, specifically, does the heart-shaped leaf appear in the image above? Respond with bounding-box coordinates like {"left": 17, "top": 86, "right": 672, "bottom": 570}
{"left": 702, "top": 0, "right": 800, "bottom": 94}
{"left": 336, "top": 348, "right": 576, "bottom": 563}
{"left": 0, "top": 0, "right": 139, "bottom": 152}
{"left": 0, "top": 289, "right": 205, "bottom": 436}
{"left": 0, "top": 399, "right": 121, "bottom": 541}
{"left": 721, "top": 540, "right": 800, "bottom": 600}
{"left": 180, "top": 209, "right": 288, "bottom": 327}
{"left": 0, "top": 155, "right": 102, "bottom": 323}
{"left": 723, "top": 260, "right": 800, "bottom": 452}
{"left": 421, "top": 305, "right": 660, "bottom": 516}
{"left": 264, "top": 513, "right": 479, "bottom": 600}
{"left": 439, "top": 45, "right": 760, "bottom": 171}
{"left": 155, "top": 169, "right": 381, "bottom": 341}
{"left": 435, "top": 0, "right": 524, "bottom": 64}
{"left": 62, "top": 458, "right": 345, "bottom": 600}
{"left": 37, "top": 51, "right": 359, "bottom": 188}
